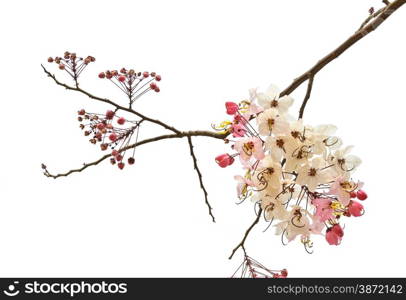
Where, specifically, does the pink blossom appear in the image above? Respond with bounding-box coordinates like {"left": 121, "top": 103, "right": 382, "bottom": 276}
{"left": 329, "top": 176, "right": 351, "bottom": 206}
{"left": 309, "top": 215, "right": 326, "bottom": 235}
{"left": 356, "top": 189, "right": 368, "bottom": 201}
{"left": 234, "top": 137, "right": 265, "bottom": 162}
{"left": 348, "top": 200, "right": 364, "bottom": 217}
{"left": 225, "top": 102, "right": 239, "bottom": 115}
{"left": 312, "top": 198, "right": 334, "bottom": 222}
{"left": 231, "top": 123, "right": 246, "bottom": 137}
{"left": 215, "top": 154, "right": 234, "bottom": 168}
{"left": 325, "top": 224, "right": 344, "bottom": 246}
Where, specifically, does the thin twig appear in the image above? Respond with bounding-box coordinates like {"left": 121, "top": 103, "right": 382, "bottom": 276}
{"left": 187, "top": 136, "right": 215, "bottom": 222}
{"left": 298, "top": 75, "right": 314, "bottom": 119}
{"left": 41, "top": 64, "right": 181, "bottom": 134}
{"left": 228, "top": 207, "right": 263, "bottom": 260}
{"left": 43, "top": 130, "right": 227, "bottom": 179}
{"left": 280, "top": 0, "right": 405, "bottom": 99}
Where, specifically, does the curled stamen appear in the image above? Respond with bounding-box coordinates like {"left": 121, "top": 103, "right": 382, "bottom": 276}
{"left": 281, "top": 228, "right": 289, "bottom": 246}
{"left": 324, "top": 136, "right": 339, "bottom": 147}
{"left": 303, "top": 240, "right": 314, "bottom": 254}
{"left": 291, "top": 215, "right": 305, "bottom": 228}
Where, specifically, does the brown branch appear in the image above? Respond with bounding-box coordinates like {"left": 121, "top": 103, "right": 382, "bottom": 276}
{"left": 43, "top": 130, "right": 227, "bottom": 179}
{"left": 187, "top": 136, "right": 215, "bottom": 222}
{"left": 280, "top": 0, "right": 406, "bottom": 100}
{"left": 228, "top": 208, "right": 263, "bottom": 260}
{"left": 358, "top": 7, "right": 386, "bottom": 31}
{"left": 298, "top": 75, "right": 314, "bottom": 119}
{"left": 41, "top": 64, "right": 181, "bottom": 134}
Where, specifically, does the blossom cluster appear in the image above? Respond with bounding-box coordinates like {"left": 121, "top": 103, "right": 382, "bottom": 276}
{"left": 46, "top": 53, "right": 163, "bottom": 171}
{"left": 98, "top": 68, "right": 161, "bottom": 106}
{"left": 77, "top": 109, "right": 141, "bottom": 169}
{"left": 48, "top": 51, "right": 95, "bottom": 81}
{"left": 215, "top": 85, "right": 367, "bottom": 251}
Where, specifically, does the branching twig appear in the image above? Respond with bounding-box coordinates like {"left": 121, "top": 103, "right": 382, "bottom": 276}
{"left": 43, "top": 134, "right": 182, "bottom": 178}
{"left": 280, "top": 0, "right": 405, "bottom": 100}
{"left": 43, "top": 130, "right": 227, "bottom": 179}
{"left": 41, "top": 64, "right": 181, "bottom": 134}
{"left": 187, "top": 136, "right": 215, "bottom": 222}
{"left": 228, "top": 208, "right": 263, "bottom": 259}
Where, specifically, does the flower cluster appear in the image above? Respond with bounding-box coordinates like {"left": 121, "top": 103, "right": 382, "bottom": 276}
{"left": 98, "top": 68, "right": 161, "bottom": 106}
{"left": 215, "top": 85, "right": 367, "bottom": 251}
{"left": 48, "top": 51, "right": 95, "bottom": 83}
{"left": 77, "top": 109, "right": 141, "bottom": 169}
{"left": 232, "top": 256, "right": 288, "bottom": 278}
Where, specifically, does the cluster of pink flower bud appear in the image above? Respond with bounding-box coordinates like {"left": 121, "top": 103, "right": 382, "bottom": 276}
{"left": 77, "top": 109, "right": 140, "bottom": 170}
{"left": 232, "top": 256, "right": 288, "bottom": 278}
{"left": 98, "top": 67, "right": 161, "bottom": 105}
{"left": 48, "top": 51, "right": 95, "bottom": 82}
{"left": 323, "top": 188, "right": 367, "bottom": 245}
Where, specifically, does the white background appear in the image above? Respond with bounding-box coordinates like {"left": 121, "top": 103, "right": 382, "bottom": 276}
{"left": 0, "top": 0, "right": 405, "bottom": 277}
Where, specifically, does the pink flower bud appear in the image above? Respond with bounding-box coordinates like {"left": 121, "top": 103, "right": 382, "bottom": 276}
{"left": 331, "top": 224, "right": 344, "bottom": 237}
{"left": 356, "top": 190, "right": 368, "bottom": 201}
{"left": 280, "top": 269, "right": 288, "bottom": 278}
{"left": 117, "top": 117, "right": 126, "bottom": 125}
{"left": 118, "top": 162, "right": 125, "bottom": 170}
{"left": 225, "top": 102, "right": 239, "bottom": 115}
{"left": 106, "top": 110, "right": 115, "bottom": 120}
{"left": 78, "top": 109, "right": 86, "bottom": 116}
{"left": 111, "top": 150, "right": 119, "bottom": 157}
{"left": 98, "top": 72, "right": 106, "bottom": 79}
{"left": 143, "top": 71, "right": 149, "bottom": 78}
{"left": 97, "top": 123, "right": 106, "bottom": 130}
{"left": 348, "top": 200, "right": 364, "bottom": 217}
{"left": 118, "top": 75, "right": 126, "bottom": 82}
{"left": 109, "top": 133, "right": 117, "bottom": 142}
{"left": 155, "top": 75, "right": 161, "bottom": 81}
{"left": 326, "top": 224, "right": 344, "bottom": 245}
{"left": 215, "top": 154, "right": 234, "bottom": 168}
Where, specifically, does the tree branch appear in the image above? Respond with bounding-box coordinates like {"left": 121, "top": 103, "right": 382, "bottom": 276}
{"left": 298, "top": 75, "right": 314, "bottom": 119}
{"left": 41, "top": 64, "right": 181, "bottom": 134}
{"left": 43, "top": 130, "right": 227, "bottom": 179}
{"left": 187, "top": 136, "right": 215, "bottom": 222}
{"left": 280, "top": 0, "right": 406, "bottom": 99}
{"left": 228, "top": 208, "right": 263, "bottom": 260}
